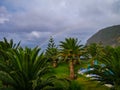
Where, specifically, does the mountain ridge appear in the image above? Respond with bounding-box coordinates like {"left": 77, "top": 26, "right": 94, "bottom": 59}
{"left": 87, "top": 25, "right": 120, "bottom": 46}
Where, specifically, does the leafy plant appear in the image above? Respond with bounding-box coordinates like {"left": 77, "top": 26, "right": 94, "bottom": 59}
{"left": 0, "top": 46, "right": 62, "bottom": 90}
{"left": 0, "top": 37, "right": 20, "bottom": 50}
{"left": 87, "top": 46, "right": 120, "bottom": 90}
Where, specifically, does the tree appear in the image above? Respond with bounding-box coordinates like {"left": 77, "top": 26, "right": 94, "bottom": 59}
{"left": 59, "top": 37, "right": 83, "bottom": 79}
{"left": 45, "top": 36, "right": 59, "bottom": 67}
{"left": 86, "top": 43, "right": 103, "bottom": 66}
{"left": 0, "top": 46, "right": 61, "bottom": 90}
{"left": 0, "top": 37, "right": 21, "bottom": 69}
{"left": 87, "top": 46, "right": 120, "bottom": 90}
{"left": 0, "top": 37, "right": 20, "bottom": 50}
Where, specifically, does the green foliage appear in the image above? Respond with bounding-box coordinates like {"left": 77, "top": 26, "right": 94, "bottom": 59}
{"left": 0, "top": 46, "right": 60, "bottom": 90}
{"left": 0, "top": 37, "right": 20, "bottom": 61}
{"left": 87, "top": 43, "right": 103, "bottom": 58}
{"left": 50, "top": 63, "right": 69, "bottom": 78}
{"left": 77, "top": 76, "right": 110, "bottom": 90}
{"left": 48, "top": 62, "right": 109, "bottom": 90}
{"left": 0, "top": 37, "right": 20, "bottom": 50}
{"left": 69, "top": 80, "right": 82, "bottom": 90}
{"left": 87, "top": 46, "right": 120, "bottom": 90}
{"left": 59, "top": 37, "right": 83, "bottom": 62}
{"left": 45, "top": 36, "right": 59, "bottom": 67}
{"left": 45, "top": 36, "right": 58, "bottom": 58}
{"left": 86, "top": 43, "right": 104, "bottom": 65}
{"left": 59, "top": 37, "right": 84, "bottom": 79}
{"left": 0, "top": 37, "right": 117, "bottom": 90}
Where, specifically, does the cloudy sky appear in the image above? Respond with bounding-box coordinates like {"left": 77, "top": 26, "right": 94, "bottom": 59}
{"left": 0, "top": 0, "right": 120, "bottom": 49}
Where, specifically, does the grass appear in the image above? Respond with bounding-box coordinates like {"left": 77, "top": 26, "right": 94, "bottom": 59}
{"left": 52, "top": 62, "right": 69, "bottom": 78}
{"left": 51, "top": 62, "right": 110, "bottom": 90}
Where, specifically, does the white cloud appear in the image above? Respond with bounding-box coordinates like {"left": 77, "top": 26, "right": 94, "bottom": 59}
{"left": 26, "top": 31, "right": 52, "bottom": 40}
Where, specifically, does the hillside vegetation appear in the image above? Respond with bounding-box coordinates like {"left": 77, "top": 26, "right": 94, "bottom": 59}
{"left": 87, "top": 25, "right": 120, "bottom": 46}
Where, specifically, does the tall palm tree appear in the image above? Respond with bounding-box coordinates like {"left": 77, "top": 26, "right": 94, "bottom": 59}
{"left": 59, "top": 38, "right": 83, "bottom": 79}
{"left": 0, "top": 46, "right": 60, "bottom": 90}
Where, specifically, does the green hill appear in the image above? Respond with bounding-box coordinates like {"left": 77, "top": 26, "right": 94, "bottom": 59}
{"left": 87, "top": 25, "right": 120, "bottom": 46}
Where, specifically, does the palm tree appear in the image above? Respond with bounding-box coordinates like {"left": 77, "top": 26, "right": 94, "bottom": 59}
{"left": 0, "top": 46, "right": 61, "bottom": 90}
{"left": 0, "top": 37, "right": 21, "bottom": 69}
{"left": 87, "top": 46, "right": 120, "bottom": 90}
{"left": 59, "top": 37, "right": 83, "bottom": 79}
{"left": 0, "top": 37, "right": 20, "bottom": 50}
{"left": 86, "top": 43, "right": 103, "bottom": 66}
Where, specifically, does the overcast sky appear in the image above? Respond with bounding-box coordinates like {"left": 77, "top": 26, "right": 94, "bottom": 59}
{"left": 0, "top": 0, "right": 120, "bottom": 49}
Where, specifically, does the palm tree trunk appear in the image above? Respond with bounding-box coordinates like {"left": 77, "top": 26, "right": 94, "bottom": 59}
{"left": 53, "top": 60, "right": 57, "bottom": 68}
{"left": 69, "top": 60, "right": 75, "bottom": 79}
{"left": 91, "top": 60, "right": 94, "bottom": 66}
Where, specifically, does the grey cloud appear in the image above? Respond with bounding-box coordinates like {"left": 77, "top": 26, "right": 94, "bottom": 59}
{"left": 0, "top": 6, "right": 10, "bottom": 24}
{"left": 0, "top": 0, "right": 120, "bottom": 48}
{"left": 0, "top": 31, "right": 51, "bottom": 48}
{"left": 112, "top": 0, "right": 120, "bottom": 14}
{"left": 4, "top": 0, "right": 119, "bottom": 30}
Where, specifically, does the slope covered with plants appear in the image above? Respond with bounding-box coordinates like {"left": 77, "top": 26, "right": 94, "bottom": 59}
{"left": 87, "top": 25, "right": 120, "bottom": 46}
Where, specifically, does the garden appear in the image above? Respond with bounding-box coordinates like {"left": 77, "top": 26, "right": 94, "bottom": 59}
{"left": 0, "top": 37, "right": 120, "bottom": 90}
